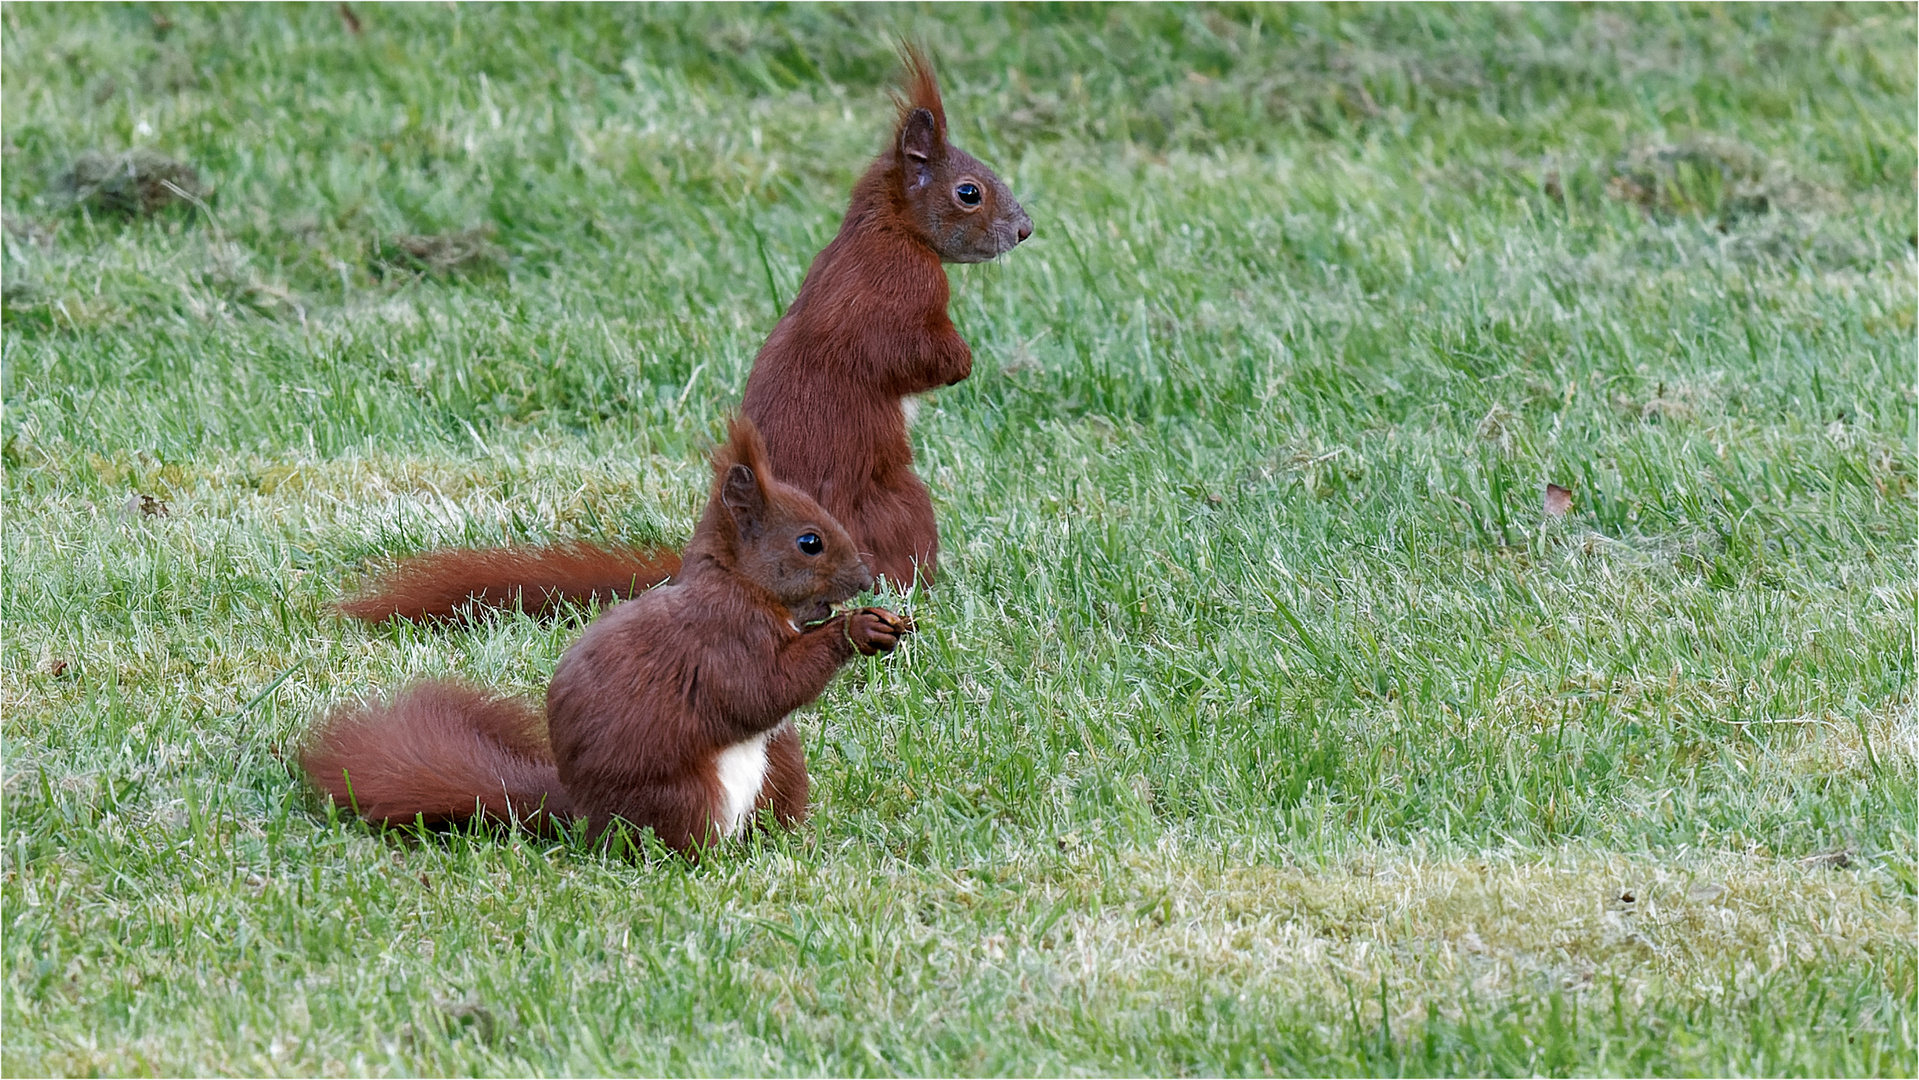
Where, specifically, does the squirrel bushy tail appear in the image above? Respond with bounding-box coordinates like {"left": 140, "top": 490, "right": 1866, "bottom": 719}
{"left": 300, "top": 680, "right": 574, "bottom": 827}
{"left": 335, "top": 543, "right": 680, "bottom": 623}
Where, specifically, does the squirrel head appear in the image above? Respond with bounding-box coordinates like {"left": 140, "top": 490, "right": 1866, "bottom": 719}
{"left": 888, "top": 46, "right": 1032, "bottom": 264}
{"left": 698, "top": 417, "right": 873, "bottom": 623}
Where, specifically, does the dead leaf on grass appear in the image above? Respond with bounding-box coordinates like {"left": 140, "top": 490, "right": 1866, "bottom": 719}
{"left": 122, "top": 492, "right": 169, "bottom": 518}
{"left": 1544, "top": 483, "right": 1573, "bottom": 519}
{"left": 430, "top": 991, "right": 501, "bottom": 1043}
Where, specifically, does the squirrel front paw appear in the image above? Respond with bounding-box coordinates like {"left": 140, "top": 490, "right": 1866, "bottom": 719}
{"left": 844, "top": 607, "right": 914, "bottom": 656}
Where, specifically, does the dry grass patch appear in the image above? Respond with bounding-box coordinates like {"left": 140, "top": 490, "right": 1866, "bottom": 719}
{"left": 1023, "top": 846, "right": 1909, "bottom": 1020}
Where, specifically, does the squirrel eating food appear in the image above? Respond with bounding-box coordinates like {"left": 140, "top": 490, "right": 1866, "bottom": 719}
{"left": 302, "top": 418, "right": 911, "bottom": 855}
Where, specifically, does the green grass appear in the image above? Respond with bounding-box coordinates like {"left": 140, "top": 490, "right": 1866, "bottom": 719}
{"left": 4, "top": 3, "right": 1914, "bottom": 1075}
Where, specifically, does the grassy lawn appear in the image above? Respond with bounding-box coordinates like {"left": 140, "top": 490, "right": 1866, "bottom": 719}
{"left": 4, "top": 4, "right": 1914, "bottom": 1075}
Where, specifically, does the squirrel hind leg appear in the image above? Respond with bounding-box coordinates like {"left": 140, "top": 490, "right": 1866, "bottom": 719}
{"left": 757, "top": 722, "right": 810, "bottom": 828}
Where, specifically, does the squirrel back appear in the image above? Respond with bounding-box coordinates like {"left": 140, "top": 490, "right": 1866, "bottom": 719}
{"left": 301, "top": 418, "right": 912, "bottom": 854}
{"left": 336, "top": 48, "right": 1028, "bottom": 624}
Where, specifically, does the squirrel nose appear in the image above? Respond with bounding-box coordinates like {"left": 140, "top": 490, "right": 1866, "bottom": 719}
{"left": 1016, "top": 220, "right": 1033, "bottom": 243}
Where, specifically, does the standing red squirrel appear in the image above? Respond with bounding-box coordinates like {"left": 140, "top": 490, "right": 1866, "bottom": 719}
{"left": 740, "top": 46, "right": 1030, "bottom": 585}
{"left": 302, "top": 418, "right": 913, "bottom": 854}
{"left": 336, "top": 48, "right": 1029, "bottom": 623}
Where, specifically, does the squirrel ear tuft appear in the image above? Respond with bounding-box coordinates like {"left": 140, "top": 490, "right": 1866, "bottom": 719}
{"left": 716, "top": 416, "right": 772, "bottom": 538}
{"left": 723, "top": 415, "right": 770, "bottom": 476}
{"left": 894, "top": 43, "right": 945, "bottom": 178}
{"left": 721, "top": 463, "right": 765, "bottom": 538}
{"left": 897, "top": 43, "right": 946, "bottom": 138}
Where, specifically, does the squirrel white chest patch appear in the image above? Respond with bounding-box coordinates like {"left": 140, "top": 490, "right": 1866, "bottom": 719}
{"left": 713, "top": 729, "right": 773, "bottom": 838}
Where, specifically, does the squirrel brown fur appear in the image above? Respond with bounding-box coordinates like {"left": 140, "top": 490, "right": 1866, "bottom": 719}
{"left": 336, "top": 47, "right": 1029, "bottom": 623}
{"left": 302, "top": 418, "right": 912, "bottom": 855}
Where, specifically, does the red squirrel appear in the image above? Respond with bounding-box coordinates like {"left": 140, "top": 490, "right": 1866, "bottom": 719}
{"left": 336, "top": 48, "right": 1029, "bottom": 623}
{"left": 302, "top": 418, "right": 913, "bottom": 854}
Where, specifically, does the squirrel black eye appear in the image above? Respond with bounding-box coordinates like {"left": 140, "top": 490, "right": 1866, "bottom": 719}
{"left": 955, "top": 182, "right": 982, "bottom": 206}
{"left": 797, "top": 533, "right": 824, "bottom": 555}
